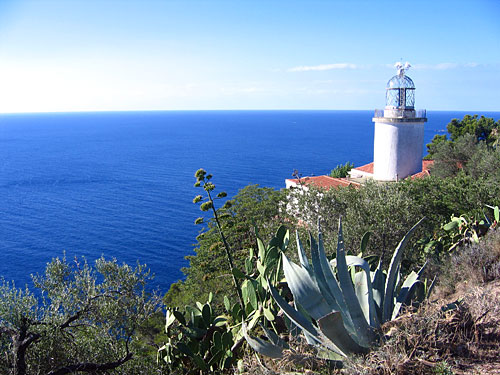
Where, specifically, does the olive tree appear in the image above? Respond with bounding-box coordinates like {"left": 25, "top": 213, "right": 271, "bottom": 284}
{"left": 0, "top": 256, "right": 162, "bottom": 375}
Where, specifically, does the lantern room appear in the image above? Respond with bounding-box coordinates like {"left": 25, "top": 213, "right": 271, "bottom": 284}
{"left": 385, "top": 62, "right": 415, "bottom": 109}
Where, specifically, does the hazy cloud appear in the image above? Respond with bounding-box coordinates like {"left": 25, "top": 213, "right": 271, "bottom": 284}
{"left": 288, "top": 63, "right": 357, "bottom": 72}
{"left": 413, "top": 62, "right": 480, "bottom": 70}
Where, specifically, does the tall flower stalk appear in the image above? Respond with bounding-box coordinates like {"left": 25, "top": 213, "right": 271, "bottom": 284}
{"left": 193, "top": 169, "right": 247, "bottom": 319}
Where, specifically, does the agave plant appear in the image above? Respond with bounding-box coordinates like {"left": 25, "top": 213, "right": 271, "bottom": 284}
{"left": 247, "top": 217, "right": 430, "bottom": 359}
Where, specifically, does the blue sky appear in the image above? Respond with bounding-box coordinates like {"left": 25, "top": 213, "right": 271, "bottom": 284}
{"left": 0, "top": 0, "right": 499, "bottom": 112}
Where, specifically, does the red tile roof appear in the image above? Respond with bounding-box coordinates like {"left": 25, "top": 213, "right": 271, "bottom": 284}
{"left": 353, "top": 162, "right": 374, "bottom": 173}
{"left": 410, "top": 170, "right": 431, "bottom": 179}
{"left": 411, "top": 160, "right": 433, "bottom": 179}
{"left": 422, "top": 159, "right": 434, "bottom": 172}
{"left": 287, "top": 160, "right": 435, "bottom": 190}
{"left": 352, "top": 160, "right": 433, "bottom": 176}
{"left": 286, "top": 175, "right": 360, "bottom": 190}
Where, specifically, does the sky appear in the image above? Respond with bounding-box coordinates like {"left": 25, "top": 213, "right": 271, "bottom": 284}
{"left": 0, "top": 0, "right": 499, "bottom": 113}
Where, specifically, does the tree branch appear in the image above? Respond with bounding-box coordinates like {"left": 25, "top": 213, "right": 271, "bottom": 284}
{"left": 45, "top": 352, "right": 133, "bottom": 375}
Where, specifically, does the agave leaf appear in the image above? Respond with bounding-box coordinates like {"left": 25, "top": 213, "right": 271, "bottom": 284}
{"left": 335, "top": 218, "right": 376, "bottom": 347}
{"left": 242, "top": 323, "right": 283, "bottom": 358}
{"left": 317, "top": 311, "right": 369, "bottom": 355}
{"left": 315, "top": 226, "right": 358, "bottom": 339}
{"left": 282, "top": 254, "right": 332, "bottom": 320}
{"left": 370, "top": 261, "right": 386, "bottom": 321}
{"left": 294, "top": 301, "right": 317, "bottom": 345}
{"left": 472, "top": 231, "right": 479, "bottom": 243}
{"left": 391, "top": 271, "right": 421, "bottom": 320}
{"left": 362, "top": 254, "right": 379, "bottom": 270}
{"left": 261, "top": 324, "right": 289, "bottom": 349}
{"left": 296, "top": 231, "right": 311, "bottom": 272}
{"left": 331, "top": 255, "right": 380, "bottom": 328}
{"left": 353, "top": 272, "right": 369, "bottom": 322}
{"left": 426, "top": 276, "right": 437, "bottom": 299}
{"left": 348, "top": 256, "right": 380, "bottom": 328}
{"left": 383, "top": 217, "right": 425, "bottom": 322}
{"left": 268, "top": 284, "right": 321, "bottom": 342}
{"left": 310, "top": 231, "right": 331, "bottom": 299}
{"left": 417, "top": 261, "right": 427, "bottom": 278}
{"left": 310, "top": 230, "right": 349, "bottom": 319}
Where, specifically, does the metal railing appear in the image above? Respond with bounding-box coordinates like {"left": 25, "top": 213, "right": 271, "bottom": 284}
{"left": 416, "top": 109, "right": 426, "bottom": 118}
{"left": 373, "top": 109, "right": 426, "bottom": 119}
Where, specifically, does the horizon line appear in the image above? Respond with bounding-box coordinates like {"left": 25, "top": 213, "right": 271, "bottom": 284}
{"left": 1, "top": 108, "right": 499, "bottom": 115}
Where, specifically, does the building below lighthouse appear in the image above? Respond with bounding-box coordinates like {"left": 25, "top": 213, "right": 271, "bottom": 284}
{"left": 286, "top": 62, "right": 432, "bottom": 190}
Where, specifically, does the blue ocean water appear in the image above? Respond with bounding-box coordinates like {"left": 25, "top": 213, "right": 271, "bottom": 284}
{"left": 0, "top": 110, "right": 498, "bottom": 293}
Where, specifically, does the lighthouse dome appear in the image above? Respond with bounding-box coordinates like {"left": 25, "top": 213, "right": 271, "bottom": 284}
{"left": 386, "top": 74, "right": 415, "bottom": 90}
{"left": 385, "top": 74, "right": 415, "bottom": 108}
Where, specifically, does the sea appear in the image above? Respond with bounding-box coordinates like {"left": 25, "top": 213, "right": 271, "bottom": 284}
{"left": 1, "top": 110, "right": 498, "bottom": 294}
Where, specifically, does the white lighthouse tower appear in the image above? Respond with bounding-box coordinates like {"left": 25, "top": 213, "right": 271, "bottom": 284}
{"left": 372, "top": 62, "right": 427, "bottom": 181}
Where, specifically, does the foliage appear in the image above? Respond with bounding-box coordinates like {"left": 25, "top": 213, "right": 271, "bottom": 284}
{"left": 424, "top": 114, "right": 500, "bottom": 181}
{"left": 159, "top": 225, "right": 290, "bottom": 373}
{"left": 286, "top": 174, "right": 500, "bottom": 268}
{"left": 428, "top": 133, "right": 500, "bottom": 179}
{"left": 250, "top": 219, "right": 430, "bottom": 361}
{"left": 165, "top": 183, "right": 287, "bottom": 310}
{"left": 0, "top": 256, "right": 162, "bottom": 375}
{"left": 420, "top": 205, "right": 498, "bottom": 259}
{"left": 158, "top": 292, "right": 234, "bottom": 373}
{"left": 426, "top": 114, "right": 500, "bottom": 159}
{"left": 235, "top": 226, "right": 290, "bottom": 358}
{"left": 330, "top": 162, "right": 354, "bottom": 178}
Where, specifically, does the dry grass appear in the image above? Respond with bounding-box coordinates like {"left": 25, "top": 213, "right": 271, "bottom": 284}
{"left": 239, "top": 335, "right": 333, "bottom": 375}
{"left": 342, "top": 283, "right": 500, "bottom": 375}
{"left": 438, "top": 229, "right": 500, "bottom": 296}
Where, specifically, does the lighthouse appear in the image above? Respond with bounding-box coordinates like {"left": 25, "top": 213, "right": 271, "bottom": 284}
{"left": 372, "top": 62, "right": 427, "bottom": 181}
{"left": 285, "top": 62, "right": 431, "bottom": 192}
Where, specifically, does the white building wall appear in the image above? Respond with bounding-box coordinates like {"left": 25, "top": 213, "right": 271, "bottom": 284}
{"left": 373, "top": 120, "right": 424, "bottom": 181}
